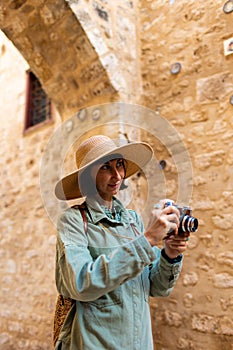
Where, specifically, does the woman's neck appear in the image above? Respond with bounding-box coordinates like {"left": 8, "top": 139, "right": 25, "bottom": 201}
{"left": 95, "top": 194, "right": 113, "bottom": 209}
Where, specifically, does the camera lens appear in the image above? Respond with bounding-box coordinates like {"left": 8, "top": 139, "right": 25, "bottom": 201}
{"left": 180, "top": 215, "right": 198, "bottom": 233}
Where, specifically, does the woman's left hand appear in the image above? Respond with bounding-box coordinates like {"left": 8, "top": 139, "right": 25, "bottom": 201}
{"left": 164, "top": 235, "right": 189, "bottom": 259}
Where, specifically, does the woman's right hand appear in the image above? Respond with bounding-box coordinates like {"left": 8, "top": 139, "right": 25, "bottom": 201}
{"left": 144, "top": 199, "right": 180, "bottom": 247}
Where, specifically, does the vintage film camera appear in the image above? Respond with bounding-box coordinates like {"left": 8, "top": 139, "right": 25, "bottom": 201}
{"left": 164, "top": 201, "right": 198, "bottom": 237}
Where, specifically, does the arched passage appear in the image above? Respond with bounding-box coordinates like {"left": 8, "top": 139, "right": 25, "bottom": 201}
{"left": 0, "top": 0, "right": 141, "bottom": 119}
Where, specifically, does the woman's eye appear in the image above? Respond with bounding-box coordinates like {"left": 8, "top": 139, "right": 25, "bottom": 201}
{"left": 100, "top": 164, "right": 110, "bottom": 171}
{"left": 117, "top": 160, "right": 124, "bottom": 168}
{"left": 99, "top": 160, "right": 124, "bottom": 171}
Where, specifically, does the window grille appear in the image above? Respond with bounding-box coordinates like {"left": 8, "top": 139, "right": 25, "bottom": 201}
{"left": 24, "top": 71, "right": 52, "bottom": 132}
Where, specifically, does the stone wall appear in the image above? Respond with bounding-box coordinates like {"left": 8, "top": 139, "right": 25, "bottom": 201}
{"left": 0, "top": 0, "right": 142, "bottom": 119}
{"left": 0, "top": 0, "right": 233, "bottom": 349}
{"left": 139, "top": 1, "right": 233, "bottom": 349}
{"left": 0, "top": 31, "right": 60, "bottom": 349}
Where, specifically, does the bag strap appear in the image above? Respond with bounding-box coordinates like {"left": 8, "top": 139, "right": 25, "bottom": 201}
{"left": 71, "top": 202, "right": 88, "bottom": 234}
{"left": 78, "top": 203, "right": 88, "bottom": 234}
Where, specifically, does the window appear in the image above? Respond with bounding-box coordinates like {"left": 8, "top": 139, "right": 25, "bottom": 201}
{"left": 24, "top": 71, "right": 52, "bottom": 133}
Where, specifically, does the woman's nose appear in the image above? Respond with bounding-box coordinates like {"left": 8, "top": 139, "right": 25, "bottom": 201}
{"left": 112, "top": 167, "right": 122, "bottom": 179}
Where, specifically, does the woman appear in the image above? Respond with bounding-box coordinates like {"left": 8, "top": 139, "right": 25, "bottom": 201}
{"left": 54, "top": 134, "right": 188, "bottom": 350}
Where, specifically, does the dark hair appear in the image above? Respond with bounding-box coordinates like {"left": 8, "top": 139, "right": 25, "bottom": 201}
{"left": 78, "top": 155, "right": 127, "bottom": 197}
{"left": 79, "top": 167, "right": 96, "bottom": 197}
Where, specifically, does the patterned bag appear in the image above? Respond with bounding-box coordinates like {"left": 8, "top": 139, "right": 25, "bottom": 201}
{"left": 53, "top": 204, "right": 87, "bottom": 347}
{"left": 53, "top": 295, "right": 75, "bottom": 346}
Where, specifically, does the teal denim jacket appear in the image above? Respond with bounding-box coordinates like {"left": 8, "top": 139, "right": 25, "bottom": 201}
{"left": 55, "top": 197, "right": 183, "bottom": 350}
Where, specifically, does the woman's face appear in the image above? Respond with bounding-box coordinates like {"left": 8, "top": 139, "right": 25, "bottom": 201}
{"left": 91, "top": 158, "right": 126, "bottom": 201}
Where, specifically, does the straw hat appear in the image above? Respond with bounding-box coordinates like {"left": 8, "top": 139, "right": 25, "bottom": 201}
{"left": 55, "top": 135, "right": 153, "bottom": 200}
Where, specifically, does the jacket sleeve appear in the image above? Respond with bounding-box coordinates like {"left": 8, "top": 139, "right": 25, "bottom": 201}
{"left": 148, "top": 248, "right": 183, "bottom": 297}
{"left": 56, "top": 208, "right": 158, "bottom": 302}
{"left": 128, "top": 209, "right": 183, "bottom": 297}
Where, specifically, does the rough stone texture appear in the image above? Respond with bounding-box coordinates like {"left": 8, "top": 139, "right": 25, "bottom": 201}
{"left": 0, "top": 31, "right": 59, "bottom": 349}
{"left": 0, "top": 0, "right": 233, "bottom": 349}
{"left": 140, "top": 1, "right": 233, "bottom": 349}
{"left": 0, "top": 0, "right": 141, "bottom": 119}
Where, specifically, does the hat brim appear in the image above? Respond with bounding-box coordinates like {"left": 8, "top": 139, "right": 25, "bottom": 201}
{"left": 55, "top": 142, "right": 153, "bottom": 200}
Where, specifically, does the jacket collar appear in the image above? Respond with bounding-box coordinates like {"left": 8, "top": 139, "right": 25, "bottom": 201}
{"left": 85, "top": 196, "right": 133, "bottom": 226}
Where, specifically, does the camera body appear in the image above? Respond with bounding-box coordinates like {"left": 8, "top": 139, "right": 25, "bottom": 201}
{"left": 164, "top": 201, "right": 198, "bottom": 237}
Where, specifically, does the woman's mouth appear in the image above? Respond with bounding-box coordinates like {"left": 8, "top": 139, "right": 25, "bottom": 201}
{"left": 108, "top": 183, "right": 119, "bottom": 190}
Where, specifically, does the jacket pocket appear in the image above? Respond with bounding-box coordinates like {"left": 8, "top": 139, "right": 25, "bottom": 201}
{"left": 88, "top": 286, "right": 122, "bottom": 309}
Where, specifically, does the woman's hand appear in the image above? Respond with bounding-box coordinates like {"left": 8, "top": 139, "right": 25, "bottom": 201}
{"left": 164, "top": 235, "right": 189, "bottom": 259}
{"left": 144, "top": 199, "right": 180, "bottom": 247}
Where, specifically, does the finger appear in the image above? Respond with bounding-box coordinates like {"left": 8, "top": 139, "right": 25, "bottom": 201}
{"left": 151, "top": 208, "right": 162, "bottom": 216}
{"left": 163, "top": 205, "right": 180, "bottom": 217}
{"left": 163, "top": 223, "right": 179, "bottom": 240}
{"left": 171, "top": 242, "right": 187, "bottom": 250}
{"left": 165, "top": 235, "right": 188, "bottom": 246}
{"left": 168, "top": 233, "right": 190, "bottom": 241}
{"left": 166, "top": 213, "right": 180, "bottom": 226}
{"left": 165, "top": 243, "right": 187, "bottom": 255}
